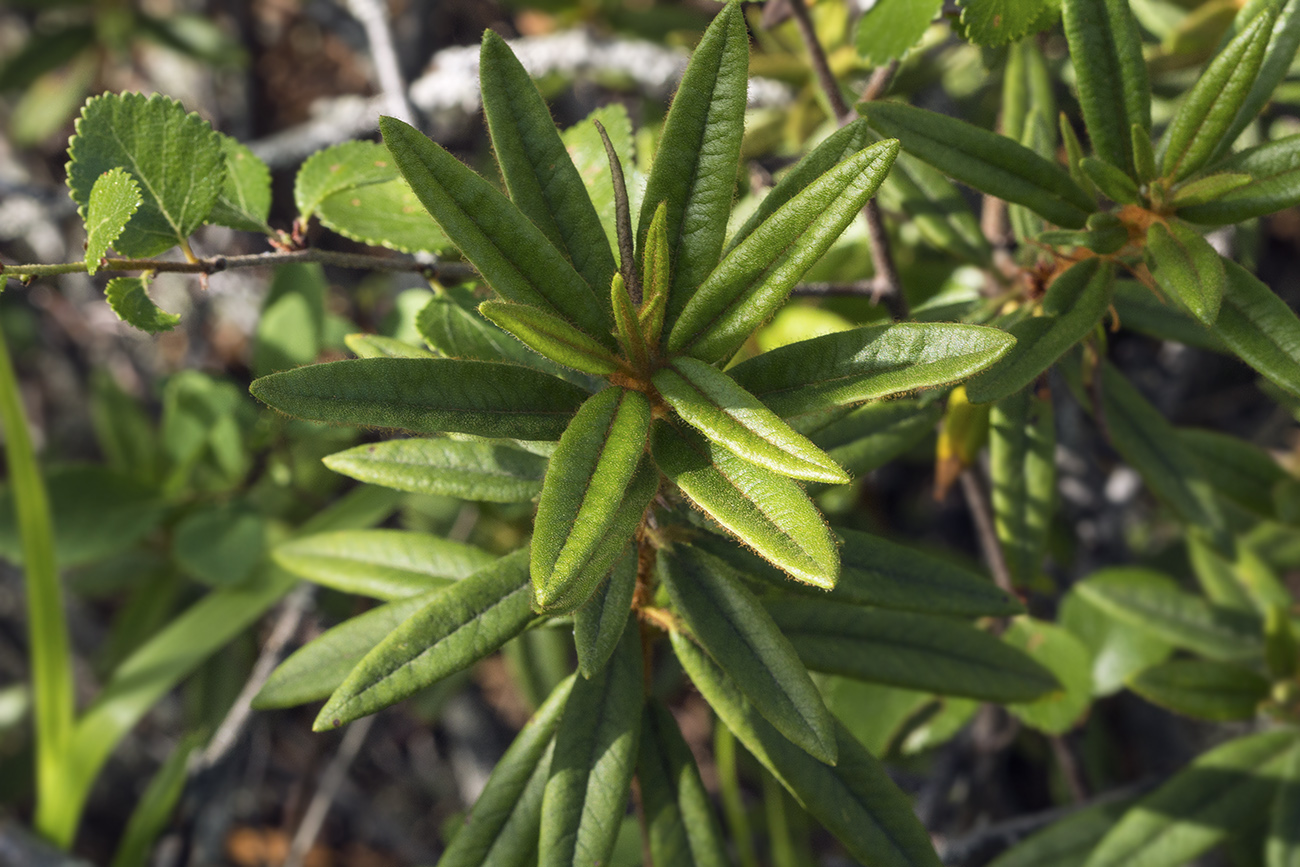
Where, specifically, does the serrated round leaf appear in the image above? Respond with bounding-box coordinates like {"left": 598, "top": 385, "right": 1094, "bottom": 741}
{"left": 84, "top": 167, "right": 140, "bottom": 273}
{"left": 324, "top": 438, "right": 547, "bottom": 502}
{"left": 249, "top": 358, "right": 588, "bottom": 440}
{"left": 661, "top": 545, "right": 838, "bottom": 765}
{"left": 344, "top": 333, "right": 437, "bottom": 359}
{"left": 104, "top": 277, "right": 180, "bottom": 334}
{"left": 1145, "top": 221, "right": 1225, "bottom": 325}
{"left": 856, "top": 0, "right": 944, "bottom": 64}
{"left": 574, "top": 547, "right": 637, "bottom": 679}
{"left": 1128, "top": 659, "right": 1269, "bottom": 721}
{"left": 318, "top": 178, "right": 451, "bottom": 254}
{"left": 960, "top": 0, "right": 1059, "bottom": 46}
{"left": 1001, "top": 617, "right": 1093, "bottom": 734}
{"left": 294, "top": 140, "right": 397, "bottom": 222}
{"left": 208, "top": 133, "right": 271, "bottom": 233}
{"left": 67, "top": 92, "right": 225, "bottom": 256}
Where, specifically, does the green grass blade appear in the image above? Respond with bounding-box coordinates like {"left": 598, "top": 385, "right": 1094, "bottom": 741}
{"left": 323, "top": 438, "right": 547, "bottom": 503}
{"left": 109, "top": 734, "right": 201, "bottom": 867}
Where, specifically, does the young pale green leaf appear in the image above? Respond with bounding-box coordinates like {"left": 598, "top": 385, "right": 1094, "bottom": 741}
{"left": 639, "top": 202, "right": 670, "bottom": 348}
{"left": 667, "top": 140, "right": 899, "bottom": 365}
{"left": 314, "top": 549, "right": 534, "bottom": 729}
{"left": 990, "top": 387, "right": 1055, "bottom": 587}
{"left": 1059, "top": 114, "right": 1098, "bottom": 197}
{"left": 651, "top": 422, "right": 839, "bottom": 588}
{"left": 810, "top": 399, "right": 943, "bottom": 477}
{"left": 344, "top": 333, "right": 437, "bottom": 359}
{"left": 294, "top": 141, "right": 397, "bottom": 223}
{"left": 532, "top": 387, "right": 652, "bottom": 612}
{"left": 638, "top": 700, "right": 729, "bottom": 867}
{"left": 965, "top": 258, "right": 1114, "bottom": 404}
{"left": 653, "top": 357, "right": 848, "bottom": 484}
{"left": 1127, "top": 659, "right": 1270, "bottom": 721}
{"left": 611, "top": 274, "right": 651, "bottom": 373}
{"left": 1268, "top": 742, "right": 1300, "bottom": 867}
{"left": 1181, "top": 135, "right": 1300, "bottom": 224}
{"left": 862, "top": 102, "right": 1094, "bottom": 228}
{"left": 272, "top": 529, "right": 494, "bottom": 601}
{"left": 318, "top": 178, "right": 451, "bottom": 254}
{"left": 1061, "top": 0, "right": 1151, "bottom": 176}
{"left": 574, "top": 546, "right": 637, "bottom": 679}
{"left": 1146, "top": 220, "right": 1226, "bottom": 325}
{"left": 84, "top": 168, "right": 140, "bottom": 274}
{"left": 1213, "top": 258, "right": 1300, "bottom": 400}
{"left": 1169, "top": 172, "right": 1253, "bottom": 209}
{"left": 877, "top": 152, "right": 991, "bottom": 263}
{"left": 479, "top": 300, "right": 622, "bottom": 376}
{"left": 67, "top": 92, "right": 225, "bottom": 257}
{"left": 1160, "top": 6, "right": 1278, "bottom": 181}
{"left": 637, "top": 2, "right": 748, "bottom": 336}
{"left": 540, "top": 622, "right": 642, "bottom": 867}
{"left": 479, "top": 30, "right": 618, "bottom": 303}
{"left": 208, "top": 134, "right": 272, "bottom": 233}
{"left": 1085, "top": 730, "right": 1297, "bottom": 867}
{"left": 1217, "top": 0, "right": 1300, "bottom": 159}
{"left": 379, "top": 116, "right": 612, "bottom": 344}
{"left": 1076, "top": 568, "right": 1263, "bottom": 660}
{"left": 671, "top": 633, "right": 943, "bottom": 867}
{"left": 769, "top": 600, "right": 1058, "bottom": 703}
{"left": 323, "top": 438, "right": 547, "bottom": 503}
{"left": 730, "top": 322, "right": 1015, "bottom": 420}
{"left": 855, "top": 0, "right": 943, "bottom": 65}
{"left": 249, "top": 358, "right": 588, "bottom": 440}
{"left": 440, "top": 677, "right": 574, "bottom": 867}
{"left": 660, "top": 545, "right": 839, "bottom": 765}
{"left": 1002, "top": 617, "right": 1094, "bottom": 734}
{"left": 1080, "top": 156, "right": 1141, "bottom": 204}
{"left": 104, "top": 277, "right": 180, "bottom": 334}
{"left": 960, "top": 0, "right": 1059, "bottom": 46}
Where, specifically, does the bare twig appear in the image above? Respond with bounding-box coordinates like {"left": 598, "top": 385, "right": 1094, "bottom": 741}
{"left": 283, "top": 715, "right": 376, "bottom": 867}
{"left": 864, "top": 199, "right": 905, "bottom": 316}
{"left": 787, "top": 0, "right": 851, "bottom": 122}
{"left": 959, "top": 468, "right": 1014, "bottom": 596}
{"left": 1050, "top": 734, "right": 1090, "bottom": 803}
{"left": 861, "top": 61, "right": 899, "bottom": 103}
{"left": 340, "top": 0, "right": 414, "bottom": 124}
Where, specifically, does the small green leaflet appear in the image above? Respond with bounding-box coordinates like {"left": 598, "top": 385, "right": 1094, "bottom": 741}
{"left": 208, "top": 134, "right": 272, "bottom": 234}
{"left": 104, "top": 277, "right": 180, "bottom": 334}
{"left": 84, "top": 168, "right": 141, "bottom": 274}
{"left": 67, "top": 92, "right": 225, "bottom": 257}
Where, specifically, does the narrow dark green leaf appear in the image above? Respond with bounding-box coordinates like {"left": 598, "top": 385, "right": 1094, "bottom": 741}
{"left": 1128, "top": 659, "right": 1270, "bottom": 721}
{"left": 637, "top": 2, "right": 748, "bottom": 335}
{"left": 1008, "top": 109, "right": 1055, "bottom": 242}
{"left": 479, "top": 300, "right": 622, "bottom": 375}
{"left": 965, "top": 258, "right": 1114, "bottom": 404}
{"left": 273, "top": 529, "right": 494, "bottom": 601}
{"left": 810, "top": 399, "right": 943, "bottom": 477}
{"left": 314, "top": 549, "right": 534, "bottom": 729}
{"left": 668, "top": 140, "right": 898, "bottom": 364}
{"left": 1133, "top": 123, "right": 1157, "bottom": 183}
{"left": 1146, "top": 220, "right": 1226, "bottom": 325}
{"left": 1169, "top": 172, "right": 1253, "bottom": 209}
{"left": 769, "top": 599, "right": 1057, "bottom": 702}
{"left": 671, "top": 633, "right": 943, "bottom": 867}
{"left": 379, "top": 116, "right": 611, "bottom": 344}
{"left": 1267, "top": 741, "right": 1300, "bottom": 867}
{"left": 653, "top": 357, "right": 848, "bottom": 484}
{"left": 540, "top": 622, "right": 642, "bottom": 867}
{"left": 532, "top": 387, "right": 652, "bottom": 612}
{"left": 479, "top": 30, "right": 617, "bottom": 303}
{"left": 574, "top": 546, "right": 637, "bottom": 679}
{"left": 1182, "top": 135, "right": 1300, "bottom": 224}
{"left": 105, "top": 277, "right": 180, "bottom": 334}
{"left": 249, "top": 358, "right": 587, "bottom": 440}
{"left": 1217, "top": 0, "right": 1300, "bottom": 159}
{"left": 987, "top": 797, "right": 1139, "bottom": 867}
{"left": 661, "top": 545, "right": 838, "bottom": 765}
{"left": 440, "top": 677, "right": 575, "bottom": 867}
{"left": 324, "top": 438, "right": 547, "bottom": 503}
{"left": 638, "top": 700, "right": 730, "bottom": 867}
{"left": 1215, "top": 258, "right": 1300, "bottom": 400}
{"left": 877, "top": 152, "right": 991, "bottom": 263}
{"left": 863, "top": 102, "right": 1094, "bottom": 228}
{"left": 730, "top": 322, "right": 1015, "bottom": 421}
{"left": 84, "top": 167, "right": 140, "bottom": 274}
{"left": 1076, "top": 568, "right": 1263, "bottom": 660}
{"left": 651, "top": 422, "right": 839, "bottom": 588}
{"left": 1062, "top": 0, "right": 1151, "bottom": 175}
{"left": 1060, "top": 114, "right": 1098, "bottom": 197}
{"left": 990, "top": 387, "right": 1055, "bottom": 587}
{"left": 1085, "top": 730, "right": 1297, "bottom": 867}
{"left": 1160, "top": 6, "right": 1278, "bottom": 181}
{"left": 1112, "top": 280, "right": 1227, "bottom": 351}
{"left": 1080, "top": 156, "right": 1141, "bottom": 204}
{"left": 209, "top": 133, "right": 272, "bottom": 233}
{"left": 1003, "top": 38, "right": 1057, "bottom": 145}
{"left": 1265, "top": 602, "right": 1299, "bottom": 679}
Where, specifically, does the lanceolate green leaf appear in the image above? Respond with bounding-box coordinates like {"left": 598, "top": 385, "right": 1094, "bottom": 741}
{"left": 660, "top": 545, "right": 838, "bottom": 765}
{"left": 540, "top": 623, "right": 643, "bottom": 867}
{"left": 532, "top": 387, "right": 652, "bottom": 612}
{"left": 651, "top": 422, "right": 839, "bottom": 588}
{"left": 1145, "top": 220, "right": 1225, "bottom": 324}
{"left": 639, "top": 202, "right": 670, "bottom": 348}
{"left": 1179, "top": 136, "right": 1300, "bottom": 224}
{"left": 877, "top": 152, "right": 991, "bottom": 263}
{"left": 1160, "top": 6, "right": 1278, "bottom": 182}
{"left": 653, "top": 357, "right": 848, "bottom": 484}
{"left": 730, "top": 322, "right": 1015, "bottom": 420}
{"left": 479, "top": 300, "right": 622, "bottom": 375}
{"left": 574, "top": 547, "right": 637, "bottom": 679}
{"left": 1180, "top": 428, "right": 1288, "bottom": 519}
{"left": 84, "top": 167, "right": 140, "bottom": 273}
{"left": 323, "top": 438, "right": 548, "bottom": 503}
{"left": 479, "top": 30, "right": 617, "bottom": 303}
{"left": 986, "top": 796, "right": 1137, "bottom": 867}
{"left": 378, "top": 116, "right": 612, "bottom": 344}
{"left": 1218, "top": 0, "right": 1300, "bottom": 158}
{"left": 862, "top": 102, "right": 1094, "bottom": 228}
{"left": 1168, "top": 172, "right": 1253, "bottom": 209}
{"left": 965, "top": 258, "right": 1114, "bottom": 404}
{"left": 249, "top": 358, "right": 588, "bottom": 441}
{"left": 637, "top": 2, "right": 748, "bottom": 335}
{"left": 1061, "top": 0, "right": 1151, "bottom": 175}
{"left": 1127, "top": 659, "right": 1270, "bottom": 721}
{"left": 666, "top": 140, "right": 899, "bottom": 364}
{"left": 439, "top": 677, "right": 575, "bottom": 867}
{"left": 1215, "top": 258, "right": 1300, "bottom": 400}
{"left": 768, "top": 599, "right": 1058, "bottom": 702}
{"left": 1085, "top": 730, "right": 1297, "bottom": 867}
{"left": 990, "top": 387, "right": 1055, "bottom": 587}
{"left": 671, "top": 633, "right": 943, "bottom": 867}
{"left": 67, "top": 92, "right": 225, "bottom": 257}
{"left": 638, "top": 700, "right": 730, "bottom": 867}
{"left": 272, "top": 529, "right": 494, "bottom": 600}
{"left": 1080, "top": 156, "right": 1141, "bottom": 204}
{"left": 314, "top": 549, "right": 535, "bottom": 729}
{"left": 810, "top": 399, "right": 943, "bottom": 477}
